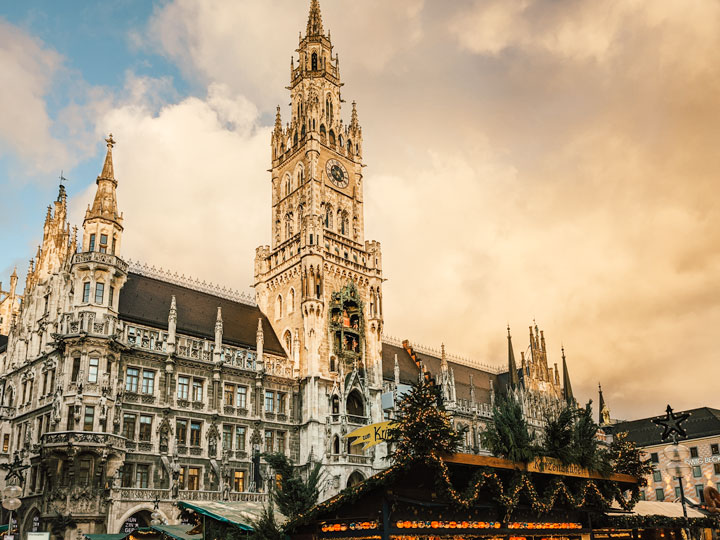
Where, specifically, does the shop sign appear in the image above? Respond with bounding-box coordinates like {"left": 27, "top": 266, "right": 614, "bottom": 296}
{"left": 685, "top": 455, "right": 720, "bottom": 466}
{"left": 121, "top": 516, "right": 139, "bottom": 533}
{"left": 345, "top": 421, "right": 397, "bottom": 449}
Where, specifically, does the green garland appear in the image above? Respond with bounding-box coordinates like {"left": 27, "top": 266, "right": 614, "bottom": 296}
{"left": 414, "top": 452, "right": 639, "bottom": 521}
{"left": 599, "top": 514, "right": 720, "bottom": 530}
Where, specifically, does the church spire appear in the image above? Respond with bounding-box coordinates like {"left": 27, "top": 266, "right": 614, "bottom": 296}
{"left": 100, "top": 133, "right": 115, "bottom": 180}
{"left": 561, "top": 346, "right": 574, "bottom": 405}
{"left": 85, "top": 134, "right": 123, "bottom": 226}
{"left": 598, "top": 382, "right": 611, "bottom": 425}
{"left": 306, "top": 0, "right": 324, "bottom": 37}
{"left": 507, "top": 325, "right": 519, "bottom": 388}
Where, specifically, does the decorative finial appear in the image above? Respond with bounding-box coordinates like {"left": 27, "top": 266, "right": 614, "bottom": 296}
{"left": 106, "top": 133, "right": 116, "bottom": 148}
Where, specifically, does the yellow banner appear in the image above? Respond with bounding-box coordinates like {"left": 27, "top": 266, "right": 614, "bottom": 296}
{"left": 344, "top": 421, "right": 397, "bottom": 449}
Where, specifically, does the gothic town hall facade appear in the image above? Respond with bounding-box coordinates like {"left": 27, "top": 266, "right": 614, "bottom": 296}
{"left": 0, "top": 2, "right": 574, "bottom": 537}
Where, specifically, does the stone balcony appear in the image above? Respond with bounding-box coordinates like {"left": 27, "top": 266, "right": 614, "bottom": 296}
{"left": 42, "top": 431, "right": 126, "bottom": 450}
{"left": 114, "top": 487, "right": 268, "bottom": 503}
{"left": 72, "top": 251, "right": 128, "bottom": 273}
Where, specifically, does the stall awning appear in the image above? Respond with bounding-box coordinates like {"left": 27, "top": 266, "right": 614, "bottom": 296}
{"left": 149, "top": 524, "right": 202, "bottom": 540}
{"left": 626, "top": 501, "right": 705, "bottom": 518}
{"left": 178, "top": 500, "right": 285, "bottom": 531}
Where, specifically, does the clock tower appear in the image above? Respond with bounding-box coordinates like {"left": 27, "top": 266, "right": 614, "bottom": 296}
{"left": 254, "top": 0, "right": 385, "bottom": 484}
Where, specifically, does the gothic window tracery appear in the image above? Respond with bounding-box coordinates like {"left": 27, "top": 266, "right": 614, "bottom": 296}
{"left": 283, "top": 330, "right": 292, "bottom": 356}
{"left": 329, "top": 129, "right": 336, "bottom": 146}
{"left": 312, "top": 52, "right": 318, "bottom": 71}
{"left": 325, "top": 205, "right": 333, "bottom": 228}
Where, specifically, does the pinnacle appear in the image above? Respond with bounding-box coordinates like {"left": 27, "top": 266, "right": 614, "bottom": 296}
{"left": 100, "top": 133, "right": 115, "bottom": 180}
{"left": 306, "top": 0, "right": 324, "bottom": 37}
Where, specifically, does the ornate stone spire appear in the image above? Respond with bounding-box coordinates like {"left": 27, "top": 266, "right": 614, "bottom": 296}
{"left": 350, "top": 101, "right": 360, "bottom": 130}
{"left": 274, "top": 106, "right": 282, "bottom": 135}
{"left": 598, "top": 382, "right": 611, "bottom": 425}
{"left": 507, "top": 325, "right": 519, "bottom": 388}
{"left": 306, "top": 0, "right": 324, "bottom": 37}
{"left": 85, "top": 134, "right": 123, "bottom": 227}
{"left": 561, "top": 346, "right": 574, "bottom": 404}
{"left": 100, "top": 133, "right": 115, "bottom": 180}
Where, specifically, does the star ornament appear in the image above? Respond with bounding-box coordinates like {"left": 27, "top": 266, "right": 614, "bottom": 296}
{"left": 652, "top": 404, "right": 690, "bottom": 441}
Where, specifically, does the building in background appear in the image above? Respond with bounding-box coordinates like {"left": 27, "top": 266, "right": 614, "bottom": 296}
{"left": 607, "top": 408, "right": 720, "bottom": 504}
{"left": 0, "top": 1, "right": 575, "bottom": 537}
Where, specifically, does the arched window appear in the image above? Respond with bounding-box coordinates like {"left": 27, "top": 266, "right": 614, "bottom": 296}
{"left": 346, "top": 390, "right": 364, "bottom": 417}
{"left": 276, "top": 295, "right": 283, "bottom": 319}
{"left": 331, "top": 395, "right": 340, "bottom": 415}
{"left": 293, "top": 131, "right": 298, "bottom": 146}
{"left": 340, "top": 212, "right": 349, "bottom": 236}
{"left": 283, "top": 330, "right": 292, "bottom": 356}
{"left": 347, "top": 471, "right": 365, "bottom": 486}
{"left": 338, "top": 134, "right": 344, "bottom": 148}
{"left": 320, "top": 124, "right": 326, "bottom": 137}
{"left": 333, "top": 436, "right": 340, "bottom": 454}
{"left": 284, "top": 214, "right": 293, "bottom": 240}
{"left": 325, "top": 206, "right": 333, "bottom": 228}
{"left": 301, "top": 124, "right": 306, "bottom": 138}
{"left": 284, "top": 174, "right": 291, "bottom": 197}
{"left": 312, "top": 52, "right": 318, "bottom": 71}
{"left": 329, "top": 355, "right": 336, "bottom": 372}
{"left": 347, "top": 139, "right": 352, "bottom": 153}
{"left": 288, "top": 288, "right": 295, "bottom": 313}
{"left": 329, "top": 130, "right": 336, "bottom": 146}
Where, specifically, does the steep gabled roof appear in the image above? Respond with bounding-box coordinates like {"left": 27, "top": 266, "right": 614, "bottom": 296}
{"left": 118, "top": 272, "right": 285, "bottom": 356}
{"left": 381, "top": 340, "right": 498, "bottom": 405}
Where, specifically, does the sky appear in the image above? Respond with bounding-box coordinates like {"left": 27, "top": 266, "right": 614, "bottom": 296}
{"left": 1, "top": 0, "right": 719, "bottom": 420}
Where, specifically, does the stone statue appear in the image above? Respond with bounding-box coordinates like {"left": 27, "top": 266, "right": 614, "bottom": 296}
{"left": 51, "top": 386, "right": 63, "bottom": 424}
{"left": 99, "top": 389, "right": 108, "bottom": 420}
{"left": 170, "top": 449, "right": 180, "bottom": 498}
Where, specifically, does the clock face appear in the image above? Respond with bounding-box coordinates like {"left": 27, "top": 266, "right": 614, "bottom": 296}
{"left": 326, "top": 159, "right": 349, "bottom": 188}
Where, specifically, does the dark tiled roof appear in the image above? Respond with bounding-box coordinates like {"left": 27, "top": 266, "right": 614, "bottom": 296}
{"left": 381, "top": 341, "right": 498, "bottom": 405}
{"left": 118, "top": 273, "right": 285, "bottom": 356}
{"left": 0, "top": 334, "right": 7, "bottom": 353}
{"left": 381, "top": 343, "right": 420, "bottom": 385}
{"left": 610, "top": 408, "right": 720, "bottom": 447}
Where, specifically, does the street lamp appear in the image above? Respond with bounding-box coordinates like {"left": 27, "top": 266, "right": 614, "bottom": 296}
{"left": 652, "top": 405, "right": 692, "bottom": 538}
{"left": 663, "top": 439, "right": 691, "bottom": 518}
{"left": 150, "top": 497, "right": 163, "bottom": 526}
{"left": 0, "top": 454, "right": 29, "bottom": 538}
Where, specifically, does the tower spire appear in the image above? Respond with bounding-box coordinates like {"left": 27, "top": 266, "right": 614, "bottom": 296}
{"left": 306, "top": 0, "right": 324, "bottom": 37}
{"left": 561, "top": 346, "right": 574, "bottom": 405}
{"left": 100, "top": 133, "right": 115, "bottom": 180}
{"left": 507, "top": 325, "right": 519, "bottom": 388}
{"left": 598, "top": 382, "right": 611, "bottom": 425}
{"left": 85, "top": 133, "right": 123, "bottom": 227}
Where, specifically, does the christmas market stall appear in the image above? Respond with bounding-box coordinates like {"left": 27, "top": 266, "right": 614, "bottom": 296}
{"left": 287, "top": 452, "right": 640, "bottom": 540}
{"left": 175, "top": 499, "right": 284, "bottom": 539}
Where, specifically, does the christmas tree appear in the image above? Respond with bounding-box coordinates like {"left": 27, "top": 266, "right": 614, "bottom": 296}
{"left": 387, "top": 378, "right": 463, "bottom": 460}
{"left": 480, "top": 392, "right": 538, "bottom": 463}
{"left": 607, "top": 432, "right": 653, "bottom": 486}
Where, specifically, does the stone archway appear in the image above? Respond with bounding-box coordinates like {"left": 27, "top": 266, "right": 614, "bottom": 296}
{"left": 21, "top": 505, "right": 42, "bottom": 535}
{"left": 115, "top": 504, "right": 168, "bottom": 534}
{"left": 347, "top": 470, "right": 365, "bottom": 488}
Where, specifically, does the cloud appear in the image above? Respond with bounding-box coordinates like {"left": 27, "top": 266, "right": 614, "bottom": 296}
{"left": 0, "top": 18, "right": 66, "bottom": 172}
{"left": 69, "top": 82, "right": 270, "bottom": 295}
{"left": 145, "top": 0, "right": 424, "bottom": 109}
